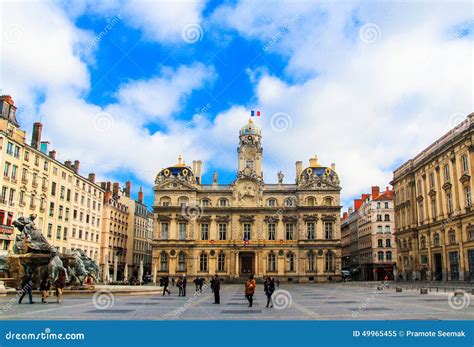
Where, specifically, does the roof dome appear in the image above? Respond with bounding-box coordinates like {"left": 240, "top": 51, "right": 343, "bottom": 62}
{"left": 239, "top": 118, "right": 261, "bottom": 136}
{"left": 156, "top": 155, "right": 195, "bottom": 180}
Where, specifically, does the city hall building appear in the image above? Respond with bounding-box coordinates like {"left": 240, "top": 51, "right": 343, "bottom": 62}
{"left": 152, "top": 119, "right": 342, "bottom": 282}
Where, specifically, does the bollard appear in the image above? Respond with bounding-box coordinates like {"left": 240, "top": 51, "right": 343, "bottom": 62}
{"left": 396, "top": 287, "right": 403, "bottom": 293}
{"left": 454, "top": 290, "right": 464, "bottom": 297}
{"left": 420, "top": 288, "right": 428, "bottom": 295}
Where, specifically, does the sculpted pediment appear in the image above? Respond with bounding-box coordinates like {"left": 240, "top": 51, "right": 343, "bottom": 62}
{"left": 232, "top": 178, "right": 264, "bottom": 207}
{"left": 154, "top": 177, "right": 197, "bottom": 191}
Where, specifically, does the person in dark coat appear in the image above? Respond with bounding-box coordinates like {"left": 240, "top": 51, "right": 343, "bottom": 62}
{"left": 193, "top": 277, "right": 200, "bottom": 292}
{"left": 199, "top": 277, "right": 204, "bottom": 293}
{"left": 162, "top": 276, "right": 171, "bottom": 295}
{"left": 18, "top": 270, "right": 35, "bottom": 304}
{"left": 177, "top": 277, "right": 184, "bottom": 296}
{"left": 182, "top": 275, "right": 187, "bottom": 297}
{"left": 263, "top": 277, "right": 275, "bottom": 308}
{"left": 212, "top": 275, "right": 220, "bottom": 304}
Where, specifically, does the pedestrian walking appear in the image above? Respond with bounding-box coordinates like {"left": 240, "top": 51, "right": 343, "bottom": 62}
{"left": 40, "top": 276, "right": 53, "bottom": 304}
{"left": 162, "top": 276, "right": 171, "bottom": 295}
{"left": 55, "top": 268, "right": 67, "bottom": 304}
{"left": 171, "top": 277, "right": 175, "bottom": 287}
{"left": 212, "top": 275, "right": 220, "bottom": 304}
{"left": 199, "top": 277, "right": 204, "bottom": 293}
{"left": 276, "top": 278, "right": 280, "bottom": 287}
{"left": 263, "top": 277, "right": 275, "bottom": 308}
{"left": 182, "top": 275, "right": 187, "bottom": 297}
{"left": 177, "top": 277, "right": 184, "bottom": 296}
{"left": 245, "top": 275, "right": 256, "bottom": 307}
{"left": 193, "top": 277, "right": 200, "bottom": 292}
{"left": 18, "top": 270, "right": 35, "bottom": 304}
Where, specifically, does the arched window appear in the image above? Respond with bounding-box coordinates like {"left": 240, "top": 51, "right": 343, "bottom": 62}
{"left": 160, "top": 251, "right": 168, "bottom": 271}
{"left": 267, "top": 198, "right": 277, "bottom": 207}
{"left": 218, "top": 252, "right": 225, "bottom": 272}
{"left": 377, "top": 251, "right": 384, "bottom": 261}
{"left": 284, "top": 198, "right": 294, "bottom": 207}
{"left": 160, "top": 196, "right": 171, "bottom": 206}
{"left": 325, "top": 251, "right": 334, "bottom": 272}
{"left": 307, "top": 197, "right": 316, "bottom": 206}
{"left": 307, "top": 252, "right": 315, "bottom": 272}
{"left": 200, "top": 198, "right": 210, "bottom": 207}
{"left": 178, "top": 252, "right": 186, "bottom": 272}
{"left": 288, "top": 252, "right": 295, "bottom": 272}
{"left": 386, "top": 251, "right": 392, "bottom": 261}
{"left": 268, "top": 252, "right": 276, "bottom": 272}
{"left": 178, "top": 196, "right": 189, "bottom": 207}
{"left": 324, "top": 197, "right": 332, "bottom": 206}
{"left": 199, "top": 253, "right": 208, "bottom": 272}
{"left": 219, "top": 198, "right": 228, "bottom": 207}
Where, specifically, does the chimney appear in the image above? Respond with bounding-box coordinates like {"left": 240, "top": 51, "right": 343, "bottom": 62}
{"left": 362, "top": 193, "right": 370, "bottom": 201}
{"left": 348, "top": 207, "right": 354, "bottom": 215}
{"left": 354, "top": 199, "right": 363, "bottom": 211}
{"left": 138, "top": 187, "right": 144, "bottom": 203}
{"left": 104, "top": 191, "right": 111, "bottom": 203}
{"left": 100, "top": 182, "right": 106, "bottom": 190}
{"left": 343, "top": 212, "right": 348, "bottom": 219}
{"left": 64, "top": 160, "right": 72, "bottom": 169}
{"left": 192, "top": 160, "right": 197, "bottom": 175}
{"left": 386, "top": 186, "right": 390, "bottom": 192}
{"left": 48, "top": 150, "right": 56, "bottom": 160}
{"left": 196, "top": 160, "right": 202, "bottom": 182}
{"left": 331, "top": 163, "right": 336, "bottom": 171}
{"left": 112, "top": 182, "right": 119, "bottom": 196}
{"left": 106, "top": 181, "right": 111, "bottom": 192}
{"left": 125, "top": 181, "right": 131, "bottom": 197}
{"left": 31, "top": 122, "right": 43, "bottom": 150}
{"left": 295, "top": 161, "right": 302, "bottom": 179}
{"left": 371, "top": 186, "right": 380, "bottom": 199}
{"left": 309, "top": 155, "right": 319, "bottom": 167}
{"left": 73, "top": 160, "right": 80, "bottom": 174}
{"left": 88, "top": 173, "right": 96, "bottom": 183}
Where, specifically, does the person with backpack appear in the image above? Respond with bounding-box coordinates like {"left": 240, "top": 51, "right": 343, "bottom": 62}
{"left": 18, "top": 270, "right": 35, "bottom": 304}
{"left": 55, "top": 268, "right": 67, "bottom": 304}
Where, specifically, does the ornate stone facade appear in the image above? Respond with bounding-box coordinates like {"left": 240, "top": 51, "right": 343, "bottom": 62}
{"left": 392, "top": 113, "right": 474, "bottom": 281}
{"left": 152, "top": 119, "right": 342, "bottom": 282}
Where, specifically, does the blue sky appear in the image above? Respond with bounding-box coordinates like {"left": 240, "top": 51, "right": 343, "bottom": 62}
{"left": 1, "top": 0, "right": 473, "bottom": 210}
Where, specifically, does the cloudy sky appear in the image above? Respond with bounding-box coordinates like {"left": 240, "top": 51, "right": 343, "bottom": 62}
{"left": 1, "top": 0, "right": 472, "bottom": 210}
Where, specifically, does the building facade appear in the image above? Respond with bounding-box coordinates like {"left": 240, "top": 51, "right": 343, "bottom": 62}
{"left": 0, "top": 95, "right": 104, "bottom": 260}
{"left": 392, "top": 113, "right": 474, "bottom": 281}
{"left": 132, "top": 188, "right": 153, "bottom": 276}
{"left": 341, "top": 186, "right": 396, "bottom": 280}
{"left": 152, "top": 119, "right": 342, "bottom": 282}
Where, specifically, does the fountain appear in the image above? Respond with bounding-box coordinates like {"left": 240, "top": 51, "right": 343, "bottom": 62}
{"left": 0, "top": 214, "right": 100, "bottom": 289}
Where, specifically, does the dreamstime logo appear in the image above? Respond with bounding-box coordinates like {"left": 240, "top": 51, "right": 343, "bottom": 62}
{"left": 272, "top": 289, "right": 292, "bottom": 310}
{"left": 181, "top": 203, "right": 203, "bottom": 221}
{"left": 92, "top": 112, "right": 114, "bottom": 132}
{"left": 4, "top": 24, "right": 24, "bottom": 43}
{"left": 448, "top": 291, "right": 470, "bottom": 310}
{"left": 359, "top": 23, "right": 382, "bottom": 44}
{"left": 92, "top": 290, "right": 115, "bottom": 310}
{"left": 270, "top": 112, "right": 292, "bottom": 133}
{"left": 181, "top": 23, "right": 204, "bottom": 44}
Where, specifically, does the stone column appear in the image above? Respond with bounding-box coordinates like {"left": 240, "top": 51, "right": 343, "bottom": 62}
{"left": 152, "top": 260, "right": 157, "bottom": 284}
{"left": 113, "top": 257, "right": 118, "bottom": 282}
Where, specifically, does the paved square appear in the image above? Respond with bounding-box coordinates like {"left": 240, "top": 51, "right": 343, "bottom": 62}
{"left": 0, "top": 284, "right": 473, "bottom": 320}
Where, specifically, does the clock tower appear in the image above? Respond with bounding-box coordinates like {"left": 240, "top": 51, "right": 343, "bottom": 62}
{"left": 237, "top": 118, "right": 263, "bottom": 180}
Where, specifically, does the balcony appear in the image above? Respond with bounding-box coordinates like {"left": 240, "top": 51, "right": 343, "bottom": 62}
{"left": 32, "top": 182, "right": 38, "bottom": 188}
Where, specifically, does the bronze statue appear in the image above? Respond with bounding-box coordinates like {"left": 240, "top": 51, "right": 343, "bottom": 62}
{"left": 12, "top": 214, "right": 52, "bottom": 254}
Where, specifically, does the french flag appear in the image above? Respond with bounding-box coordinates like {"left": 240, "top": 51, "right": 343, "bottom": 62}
{"left": 251, "top": 110, "right": 260, "bottom": 117}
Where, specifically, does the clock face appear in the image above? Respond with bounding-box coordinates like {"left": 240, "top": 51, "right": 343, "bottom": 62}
{"left": 243, "top": 145, "right": 256, "bottom": 159}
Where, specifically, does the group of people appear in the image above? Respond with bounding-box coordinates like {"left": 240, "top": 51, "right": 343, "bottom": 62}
{"left": 210, "top": 275, "right": 276, "bottom": 308}
{"left": 160, "top": 275, "right": 190, "bottom": 296}
{"left": 18, "top": 268, "right": 69, "bottom": 305}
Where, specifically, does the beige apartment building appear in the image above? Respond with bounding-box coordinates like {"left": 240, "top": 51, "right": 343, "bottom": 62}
{"left": 152, "top": 118, "right": 342, "bottom": 282}
{"left": 392, "top": 113, "right": 474, "bottom": 281}
{"left": 133, "top": 188, "right": 153, "bottom": 276}
{"left": 0, "top": 95, "right": 104, "bottom": 260}
{"left": 341, "top": 186, "right": 396, "bottom": 280}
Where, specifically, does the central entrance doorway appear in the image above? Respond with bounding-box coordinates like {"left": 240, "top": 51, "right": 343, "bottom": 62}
{"left": 240, "top": 252, "right": 255, "bottom": 275}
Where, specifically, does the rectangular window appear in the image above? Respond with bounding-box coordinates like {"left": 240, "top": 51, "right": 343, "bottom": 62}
{"left": 243, "top": 223, "right": 251, "bottom": 240}
{"left": 14, "top": 146, "right": 19, "bottom": 158}
{"left": 378, "top": 239, "right": 383, "bottom": 247}
{"left": 6, "top": 142, "right": 13, "bottom": 155}
{"left": 386, "top": 239, "right": 391, "bottom": 247}
{"left": 47, "top": 224, "right": 52, "bottom": 238}
{"left": 307, "top": 222, "right": 315, "bottom": 240}
{"left": 385, "top": 225, "right": 390, "bottom": 234}
{"left": 51, "top": 182, "right": 56, "bottom": 196}
{"left": 447, "top": 192, "right": 453, "bottom": 213}
{"left": 201, "top": 223, "right": 209, "bottom": 240}
{"left": 8, "top": 189, "right": 15, "bottom": 206}
{"left": 377, "top": 226, "right": 383, "bottom": 233}
{"left": 218, "top": 223, "right": 227, "bottom": 240}
{"left": 443, "top": 164, "right": 450, "bottom": 182}
{"left": 11, "top": 165, "right": 17, "bottom": 180}
{"left": 268, "top": 223, "right": 276, "bottom": 240}
{"left": 179, "top": 222, "right": 186, "bottom": 240}
{"left": 285, "top": 223, "right": 293, "bottom": 240}
{"left": 465, "top": 186, "right": 471, "bottom": 208}
{"left": 3, "top": 162, "right": 10, "bottom": 177}
{"left": 429, "top": 172, "right": 435, "bottom": 189}
{"left": 56, "top": 226, "right": 61, "bottom": 240}
{"left": 49, "top": 202, "right": 54, "bottom": 217}
{"left": 324, "top": 222, "right": 333, "bottom": 239}
{"left": 461, "top": 155, "right": 469, "bottom": 173}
